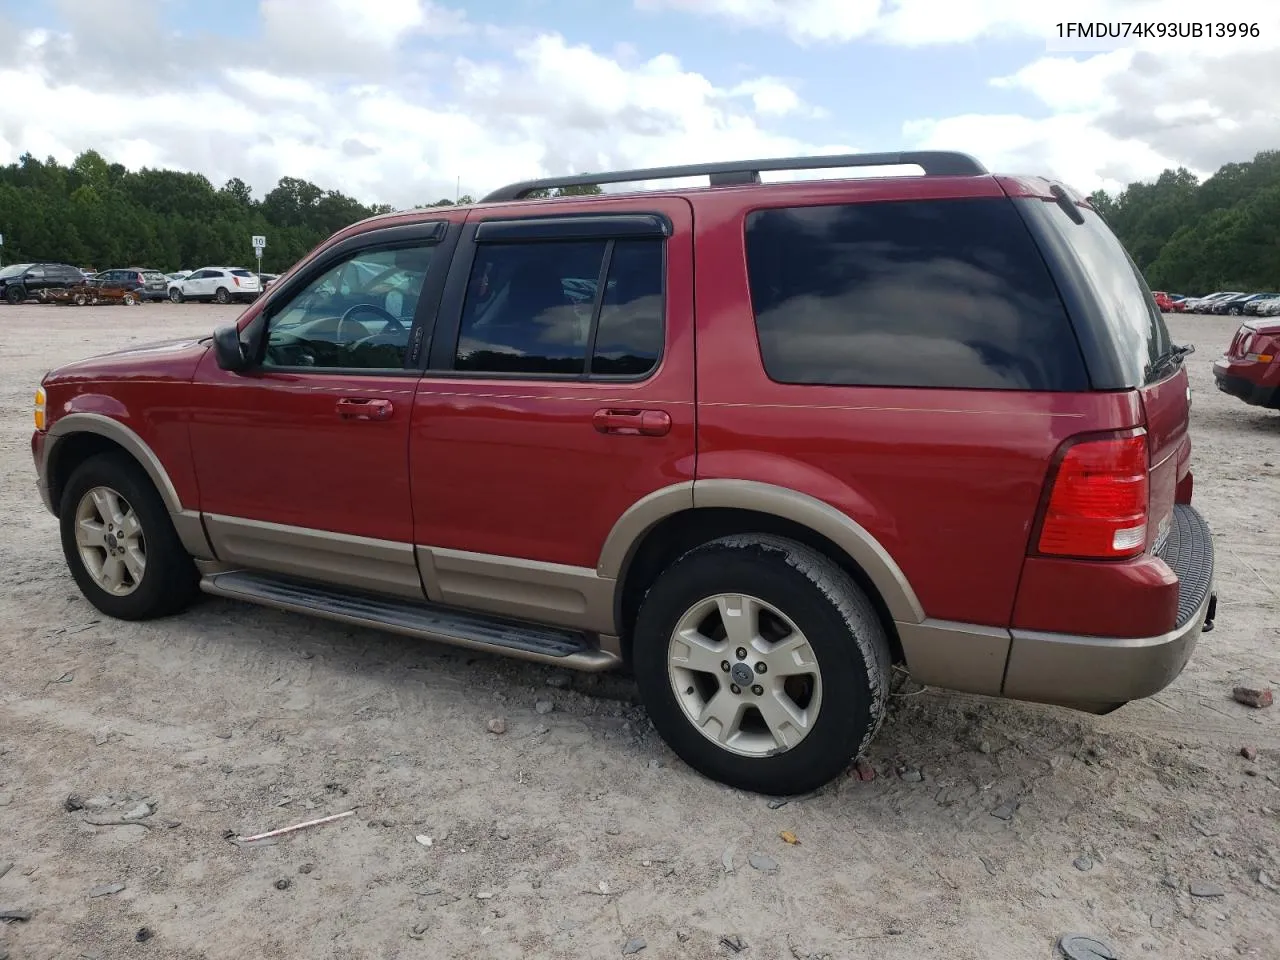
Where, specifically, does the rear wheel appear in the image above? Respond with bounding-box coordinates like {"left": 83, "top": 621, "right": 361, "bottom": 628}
{"left": 214, "top": 287, "right": 230, "bottom": 304}
{"left": 73, "top": 293, "right": 88, "bottom": 306}
{"left": 632, "top": 535, "right": 892, "bottom": 795}
{"left": 59, "top": 453, "right": 199, "bottom": 620}
{"left": 122, "top": 292, "right": 138, "bottom": 306}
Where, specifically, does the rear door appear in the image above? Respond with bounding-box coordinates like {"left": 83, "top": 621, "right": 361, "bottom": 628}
{"left": 407, "top": 197, "right": 695, "bottom": 629}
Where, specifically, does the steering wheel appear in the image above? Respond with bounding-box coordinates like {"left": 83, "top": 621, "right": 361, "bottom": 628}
{"left": 338, "top": 303, "right": 404, "bottom": 342}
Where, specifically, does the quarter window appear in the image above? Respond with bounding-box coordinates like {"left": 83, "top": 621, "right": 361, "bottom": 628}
{"left": 262, "top": 244, "right": 435, "bottom": 371}
{"left": 744, "top": 197, "right": 1089, "bottom": 391}
{"left": 454, "top": 237, "right": 664, "bottom": 378}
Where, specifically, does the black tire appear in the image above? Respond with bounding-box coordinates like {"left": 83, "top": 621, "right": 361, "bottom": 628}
{"left": 6, "top": 285, "right": 24, "bottom": 304}
{"left": 58, "top": 452, "right": 199, "bottom": 621}
{"left": 122, "top": 292, "right": 137, "bottom": 306}
{"left": 632, "top": 535, "right": 892, "bottom": 795}
{"left": 169, "top": 288, "right": 183, "bottom": 303}
{"left": 214, "top": 287, "right": 230, "bottom": 304}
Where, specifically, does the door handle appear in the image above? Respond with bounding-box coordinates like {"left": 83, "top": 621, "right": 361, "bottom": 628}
{"left": 592, "top": 408, "right": 671, "bottom": 437}
{"left": 336, "top": 397, "right": 394, "bottom": 421}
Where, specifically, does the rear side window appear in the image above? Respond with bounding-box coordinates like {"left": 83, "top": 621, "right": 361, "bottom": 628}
{"left": 231, "top": 269, "right": 254, "bottom": 277}
{"left": 744, "top": 197, "right": 1088, "bottom": 391}
{"left": 1037, "top": 205, "right": 1171, "bottom": 386}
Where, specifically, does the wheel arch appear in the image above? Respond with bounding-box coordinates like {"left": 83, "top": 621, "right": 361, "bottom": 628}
{"left": 601, "top": 480, "right": 924, "bottom": 662}
{"left": 45, "top": 413, "right": 214, "bottom": 558}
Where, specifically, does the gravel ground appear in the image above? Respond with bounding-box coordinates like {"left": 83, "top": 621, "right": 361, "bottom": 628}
{"left": 0, "top": 303, "right": 1277, "bottom": 960}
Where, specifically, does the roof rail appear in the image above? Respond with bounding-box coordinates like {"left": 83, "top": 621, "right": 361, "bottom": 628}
{"left": 480, "top": 151, "right": 987, "bottom": 203}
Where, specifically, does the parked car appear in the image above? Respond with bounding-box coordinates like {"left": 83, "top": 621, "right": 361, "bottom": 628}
{"left": 1182, "top": 291, "right": 1241, "bottom": 313}
{"left": 1243, "top": 294, "right": 1280, "bottom": 316}
{"left": 168, "top": 267, "right": 262, "bottom": 304}
{"left": 1214, "top": 318, "right": 1280, "bottom": 411}
{"left": 258, "top": 273, "right": 281, "bottom": 289}
{"left": 31, "top": 151, "right": 1217, "bottom": 795}
{"left": 0, "top": 262, "right": 85, "bottom": 303}
{"left": 1211, "top": 293, "right": 1273, "bottom": 316}
{"left": 166, "top": 271, "right": 192, "bottom": 283}
{"left": 1152, "top": 291, "right": 1185, "bottom": 312}
{"left": 89, "top": 268, "right": 170, "bottom": 303}
{"left": 1258, "top": 297, "right": 1280, "bottom": 318}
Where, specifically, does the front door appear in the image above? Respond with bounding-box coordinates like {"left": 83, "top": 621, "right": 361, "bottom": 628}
{"left": 186, "top": 220, "right": 455, "bottom": 598}
{"left": 408, "top": 198, "right": 696, "bottom": 630}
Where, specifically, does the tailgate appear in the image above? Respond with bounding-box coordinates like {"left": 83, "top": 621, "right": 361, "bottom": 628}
{"left": 1140, "top": 365, "right": 1191, "bottom": 554}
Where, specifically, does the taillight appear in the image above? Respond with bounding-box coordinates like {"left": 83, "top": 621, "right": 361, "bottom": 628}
{"left": 1037, "top": 431, "right": 1149, "bottom": 560}
{"left": 233, "top": 276, "right": 241, "bottom": 287}
{"left": 1245, "top": 332, "right": 1276, "bottom": 363}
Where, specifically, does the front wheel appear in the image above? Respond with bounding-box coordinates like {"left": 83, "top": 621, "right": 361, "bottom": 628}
{"left": 59, "top": 452, "right": 199, "bottom": 620}
{"left": 169, "top": 288, "right": 184, "bottom": 303}
{"left": 6, "top": 286, "right": 23, "bottom": 304}
{"left": 122, "top": 292, "right": 138, "bottom": 306}
{"left": 632, "top": 535, "right": 892, "bottom": 795}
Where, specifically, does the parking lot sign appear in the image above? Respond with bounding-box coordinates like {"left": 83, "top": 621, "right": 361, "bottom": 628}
{"left": 252, "top": 235, "right": 266, "bottom": 250}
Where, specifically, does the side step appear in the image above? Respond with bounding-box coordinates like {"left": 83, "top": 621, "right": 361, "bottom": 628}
{"left": 200, "top": 570, "right": 621, "bottom": 671}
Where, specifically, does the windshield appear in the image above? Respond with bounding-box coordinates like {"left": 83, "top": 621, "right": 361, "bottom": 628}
{"left": 1042, "top": 205, "right": 1173, "bottom": 386}
{"left": 0, "top": 263, "right": 33, "bottom": 280}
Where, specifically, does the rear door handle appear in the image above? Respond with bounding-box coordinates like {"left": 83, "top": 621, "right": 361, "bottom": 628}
{"left": 592, "top": 408, "right": 671, "bottom": 437}
{"left": 336, "top": 397, "right": 394, "bottom": 421}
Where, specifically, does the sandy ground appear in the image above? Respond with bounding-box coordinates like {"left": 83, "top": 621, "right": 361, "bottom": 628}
{"left": 0, "top": 302, "right": 1276, "bottom": 960}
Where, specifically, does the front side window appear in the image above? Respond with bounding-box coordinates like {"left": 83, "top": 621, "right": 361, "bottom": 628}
{"left": 262, "top": 244, "right": 434, "bottom": 371}
{"left": 454, "top": 237, "right": 664, "bottom": 378}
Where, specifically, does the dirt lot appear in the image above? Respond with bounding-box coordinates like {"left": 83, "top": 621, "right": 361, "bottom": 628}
{"left": 0, "top": 302, "right": 1276, "bottom": 960}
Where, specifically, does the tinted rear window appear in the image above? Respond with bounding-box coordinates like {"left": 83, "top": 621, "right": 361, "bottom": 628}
{"left": 744, "top": 197, "right": 1088, "bottom": 391}
{"left": 1036, "top": 205, "right": 1171, "bottom": 385}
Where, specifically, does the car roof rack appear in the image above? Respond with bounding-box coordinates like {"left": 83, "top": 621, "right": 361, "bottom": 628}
{"left": 481, "top": 151, "right": 987, "bottom": 203}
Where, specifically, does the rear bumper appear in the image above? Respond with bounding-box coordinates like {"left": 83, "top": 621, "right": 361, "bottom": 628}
{"left": 1001, "top": 504, "right": 1215, "bottom": 707}
{"left": 1214, "top": 361, "right": 1280, "bottom": 409}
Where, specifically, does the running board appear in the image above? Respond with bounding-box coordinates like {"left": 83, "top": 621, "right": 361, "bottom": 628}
{"left": 200, "top": 570, "right": 621, "bottom": 671}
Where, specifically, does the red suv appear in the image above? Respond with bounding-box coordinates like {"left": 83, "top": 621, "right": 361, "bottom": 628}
{"left": 31, "top": 152, "right": 1217, "bottom": 795}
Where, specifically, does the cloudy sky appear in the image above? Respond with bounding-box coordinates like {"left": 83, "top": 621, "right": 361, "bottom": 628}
{"left": 0, "top": 0, "right": 1276, "bottom": 208}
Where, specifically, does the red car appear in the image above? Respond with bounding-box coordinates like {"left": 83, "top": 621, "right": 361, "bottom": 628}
{"left": 1153, "top": 291, "right": 1185, "bottom": 312}
{"left": 1214, "top": 319, "right": 1280, "bottom": 410}
{"left": 31, "top": 151, "right": 1217, "bottom": 795}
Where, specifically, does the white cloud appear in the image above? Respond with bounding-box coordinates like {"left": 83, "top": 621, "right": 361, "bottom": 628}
{"left": 636, "top": 0, "right": 1280, "bottom": 193}
{"left": 0, "top": 4, "right": 837, "bottom": 207}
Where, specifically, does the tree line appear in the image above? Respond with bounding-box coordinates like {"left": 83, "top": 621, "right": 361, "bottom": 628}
{"left": 1091, "top": 149, "right": 1280, "bottom": 295}
{"left": 11, "top": 144, "right": 1271, "bottom": 295}
{"left": 0, "top": 150, "right": 600, "bottom": 274}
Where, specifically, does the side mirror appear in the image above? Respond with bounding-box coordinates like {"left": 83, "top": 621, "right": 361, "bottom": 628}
{"left": 212, "top": 325, "right": 250, "bottom": 372}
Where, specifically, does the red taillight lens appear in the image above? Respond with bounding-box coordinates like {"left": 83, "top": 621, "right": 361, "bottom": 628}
{"left": 233, "top": 276, "right": 241, "bottom": 286}
{"left": 1037, "top": 432, "right": 1149, "bottom": 559}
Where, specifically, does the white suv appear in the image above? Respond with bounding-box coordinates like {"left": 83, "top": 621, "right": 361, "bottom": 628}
{"left": 168, "top": 267, "right": 262, "bottom": 304}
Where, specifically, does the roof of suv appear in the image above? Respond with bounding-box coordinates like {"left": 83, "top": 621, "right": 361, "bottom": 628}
{"left": 347, "top": 151, "right": 1091, "bottom": 235}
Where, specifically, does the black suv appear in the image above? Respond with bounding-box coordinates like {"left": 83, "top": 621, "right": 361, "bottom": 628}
{"left": 90, "top": 268, "right": 170, "bottom": 302}
{"left": 0, "top": 262, "right": 84, "bottom": 303}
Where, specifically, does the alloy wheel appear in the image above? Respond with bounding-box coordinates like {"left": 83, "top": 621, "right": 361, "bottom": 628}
{"left": 667, "top": 593, "right": 823, "bottom": 758}
{"left": 74, "top": 486, "right": 146, "bottom": 597}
